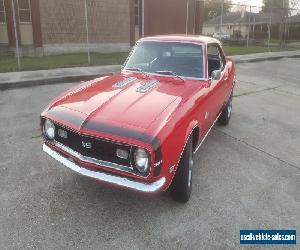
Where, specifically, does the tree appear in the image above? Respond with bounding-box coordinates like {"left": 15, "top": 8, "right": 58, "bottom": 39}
{"left": 204, "top": 0, "right": 232, "bottom": 21}
{"left": 262, "top": 0, "right": 289, "bottom": 13}
{"left": 290, "top": 0, "right": 300, "bottom": 9}
{"left": 262, "top": 0, "right": 291, "bottom": 46}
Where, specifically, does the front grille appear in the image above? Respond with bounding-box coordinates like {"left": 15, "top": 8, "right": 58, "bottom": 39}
{"left": 54, "top": 124, "right": 133, "bottom": 168}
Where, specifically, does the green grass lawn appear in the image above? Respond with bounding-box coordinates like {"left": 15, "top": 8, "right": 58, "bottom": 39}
{"left": 0, "top": 46, "right": 298, "bottom": 72}
{"left": 0, "top": 52, "right": 128, "bottom": 73}
{"left": 223, "top": 46, "right": 296, "bottom": 56}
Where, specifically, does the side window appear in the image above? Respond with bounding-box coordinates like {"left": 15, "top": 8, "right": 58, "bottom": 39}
{"left": 216, "top": 44, "right": 226, "bottom": 69}
{"left": 207, "top": 46, "right": 219, "bottom": 57}
{"left": 207, "top": 44, "right": 226, "bottom": 77}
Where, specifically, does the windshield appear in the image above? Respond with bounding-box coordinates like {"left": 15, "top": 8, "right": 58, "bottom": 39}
{"left": 124, "top": 41, "right": 204, "bottom": 79}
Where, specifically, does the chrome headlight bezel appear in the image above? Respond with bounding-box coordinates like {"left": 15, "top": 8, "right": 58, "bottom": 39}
{"left": 43, "top": 119, "right": 55, "bottom": 140}
{"left": 133, "top": 147, "right": 150, "bottom": 174}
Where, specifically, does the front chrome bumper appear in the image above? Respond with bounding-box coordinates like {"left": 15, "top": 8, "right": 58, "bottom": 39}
{"left": 43, "top": 144, "right": 166, "bottom": 193}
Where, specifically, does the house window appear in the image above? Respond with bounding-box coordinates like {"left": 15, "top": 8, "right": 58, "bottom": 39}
{"left": 135, "top": 0, "right": 139, "bottom": 26}
{"left": 18, "top": 0, "right": 31, "bottom": 23}
{"left": 0, "top": 0, "right": 6, "bottom": 23}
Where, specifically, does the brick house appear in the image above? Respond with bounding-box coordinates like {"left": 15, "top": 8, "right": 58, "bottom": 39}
{"left": 0, "top": 0, "right": 132, "bottom": 55}
{"left": 203, "top": 11, "right": 300, "bottom": 40}
{"left": 0, "top": 0, "right": 204, "bottom": 56}
{"left": 203, "top": 11, "right": 282, "bottom": 39}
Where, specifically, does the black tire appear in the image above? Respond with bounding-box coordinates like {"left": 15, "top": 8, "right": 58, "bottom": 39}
{"left": 219, "top": 92, "right": 233, "bottom": 125}
{"left": 170, "top": 139, "right": 193, "bottom": 203}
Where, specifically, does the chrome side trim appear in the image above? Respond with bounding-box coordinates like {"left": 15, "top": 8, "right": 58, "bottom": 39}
{"left": 194, "top": 112, "right": 222, "bottom": 154}
{"left": 43, "top": 144, "right": 166, "bottom": 193}
{"left": 52, "top": 140, "right": 135, "bottom": 174}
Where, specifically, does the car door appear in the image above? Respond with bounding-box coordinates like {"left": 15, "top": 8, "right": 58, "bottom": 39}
{"left": 216, "top": 44, "right": 231, "bottom": 108}
{"left": 206, "top": 43, "right": 229, "bottom": 123}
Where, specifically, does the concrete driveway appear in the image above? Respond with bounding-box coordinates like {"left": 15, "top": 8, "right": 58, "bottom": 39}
{"left": 0, "top": 58, "right": 299, "bottom": 249}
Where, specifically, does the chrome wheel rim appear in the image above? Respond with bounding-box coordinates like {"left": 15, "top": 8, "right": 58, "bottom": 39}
{"left": 188, "top": 157, "right": 193, "bottom": 189}
{"left": 227, "top": 98, "right": 232, "bottom": 118}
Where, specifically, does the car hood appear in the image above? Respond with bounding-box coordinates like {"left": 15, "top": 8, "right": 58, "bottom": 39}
{"left": 45, "top": 72, "right": 198, "bottom": 133}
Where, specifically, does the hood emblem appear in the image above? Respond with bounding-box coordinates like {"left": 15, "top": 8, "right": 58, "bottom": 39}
{"left": 113, "top": 77, "right": 137, "bottom": 88}
{"left": 136, "top": 79, "right": 158, "bottom": 93}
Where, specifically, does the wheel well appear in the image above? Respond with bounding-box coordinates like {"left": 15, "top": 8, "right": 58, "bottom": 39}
{"left": 192, "top": 127, "right": 200, "bottom": 152}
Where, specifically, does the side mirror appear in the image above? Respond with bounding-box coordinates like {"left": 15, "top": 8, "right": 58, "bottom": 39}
{"left": 211, "top": 70, "right": 221, "bottom": 81}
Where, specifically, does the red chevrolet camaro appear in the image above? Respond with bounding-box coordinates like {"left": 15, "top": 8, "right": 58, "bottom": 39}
{"left": 41, "top": 35, "right": 236, "bottom": 202}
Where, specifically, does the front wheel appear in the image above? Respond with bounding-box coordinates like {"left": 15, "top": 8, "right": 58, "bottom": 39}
{"left": 170, "top": 139, "right": 193, "bottom": 203}
{"left": 218, "top": 92, "right": 233, "bottom": 125}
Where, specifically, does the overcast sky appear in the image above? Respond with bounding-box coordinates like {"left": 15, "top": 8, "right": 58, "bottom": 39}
{"left": 229, "top": 0, "right": 263, "bottom": 13}
{"left": 232, "top": 0, "right": 262, "bottom": 7}
{"left": 232, "top": 0, "right": 300, "bottom": 9}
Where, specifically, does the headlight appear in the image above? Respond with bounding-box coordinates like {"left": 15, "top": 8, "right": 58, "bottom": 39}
{"left": 134, "top": 148, "right": 150, "bottom": 174}
{"left": 44, "top": 119, "right": 55, "bottom": 140}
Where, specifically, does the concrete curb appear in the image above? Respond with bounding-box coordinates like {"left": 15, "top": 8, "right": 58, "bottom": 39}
{"left": 0, "top": 73, "right": 111, "bottom": 90}
{"left": 0, "top": 65, "right": 121, "bottom": 90}
{"left": 0, "top": 52, "right": 299, "bottom": 90}
{"left": 233, "top": 53, "right": 300, "bottom": 63}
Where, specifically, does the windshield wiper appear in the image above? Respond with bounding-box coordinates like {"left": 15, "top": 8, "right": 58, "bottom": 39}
{"left": 154, "top": 71, "right": 185, "bottom": 82}
{"left": 125, "top": 67, "right": 150, "bottom": 78}
{"left": 125, "top": 67, "right": 143, "bottom": 72}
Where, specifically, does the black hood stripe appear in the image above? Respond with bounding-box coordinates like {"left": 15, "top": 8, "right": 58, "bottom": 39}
{"left": 83, "top": 120, "right": 160, "bottom": 150}
{"left": 47, "top": 108, "right": 85, "bottom": 128}
{"left": 47, "top": 108, "right": 160, "bottom": 149}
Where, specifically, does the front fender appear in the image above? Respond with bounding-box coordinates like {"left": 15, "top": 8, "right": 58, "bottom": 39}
{"left": 159, "top": 119, "right": 200, "bottom": 191}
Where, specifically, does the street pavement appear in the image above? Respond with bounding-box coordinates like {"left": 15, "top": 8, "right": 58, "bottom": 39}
{"left": 0, "top": 58, "right": 299, "bottom": 249}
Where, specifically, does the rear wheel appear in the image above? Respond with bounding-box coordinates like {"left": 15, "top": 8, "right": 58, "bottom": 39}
{"left": 170, "top": 139, "right": 193, "bottom": 203}
{"left": 219, "top": 92, "right": 233, "bottom": 125}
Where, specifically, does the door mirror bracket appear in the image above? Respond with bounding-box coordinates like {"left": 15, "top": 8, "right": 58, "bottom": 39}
{"left": 211, "top": 70, "right": 221, "bottom": 81}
